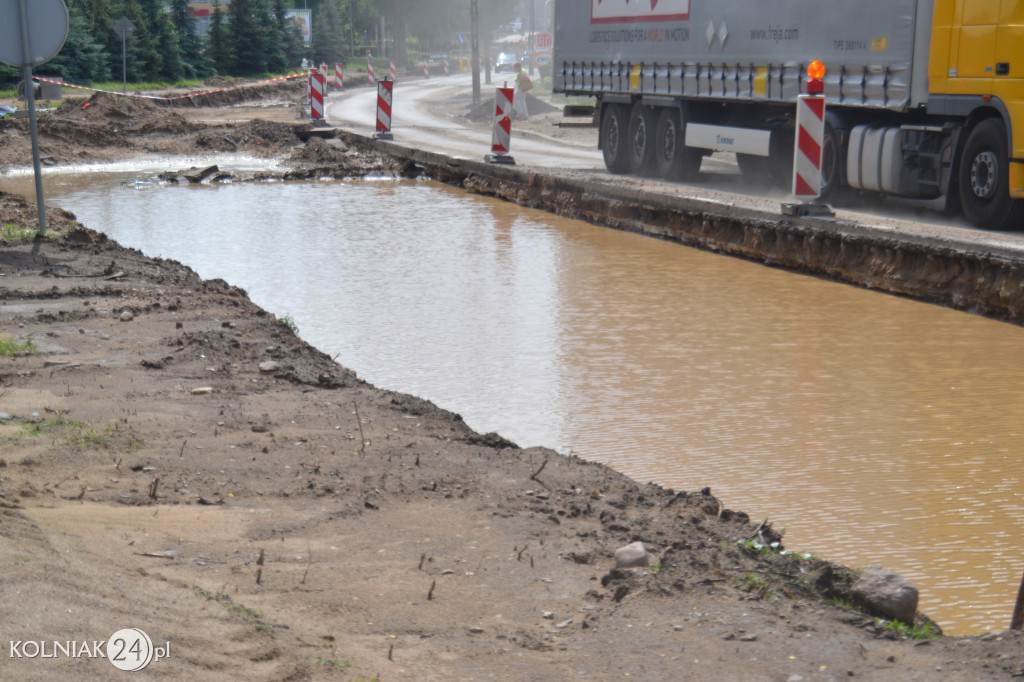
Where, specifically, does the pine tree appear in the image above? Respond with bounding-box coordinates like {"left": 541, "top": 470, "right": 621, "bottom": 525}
{"left": 207, "top": 0, "right": 233, "bottom": 74}
{"left": 50, "top": 0, "right": 113, "bottom": 83}
{"left": 312, "top": 0, "right": 346, "bottom": 66}
{"left": 170, "top": 0, "right": 213, "bottom": 79}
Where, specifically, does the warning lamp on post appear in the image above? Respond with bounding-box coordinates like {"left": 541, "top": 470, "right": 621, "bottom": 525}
{"left": 806, "top": 59, "right": 826, "bottom": 94}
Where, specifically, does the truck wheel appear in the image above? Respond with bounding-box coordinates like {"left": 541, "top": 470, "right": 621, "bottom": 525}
{"left": 819, "top": 116, "right": 845, "bottom": 201}
{"left": 627, "top": 102, "right": 657, "bottom": 176}
{"left": 601, "top": 103, "right": 631, "bottom": 174}
{"left": 654, "top": 107, "right": 702, "bottom": 181}
{"left": 958, "top": 118, "right": 1024, "bottom": 230}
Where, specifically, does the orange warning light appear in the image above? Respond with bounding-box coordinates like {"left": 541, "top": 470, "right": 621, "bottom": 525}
{"left": 806, "top": 59, "right": 826, "bottom": 94}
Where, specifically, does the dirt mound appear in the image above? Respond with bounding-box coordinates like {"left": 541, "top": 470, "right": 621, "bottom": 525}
{"left": 203, "top": 75, "right": 234, "bottom": 88}
{"left": 465, "top": 93, "right": 559, "bottom": 123}
{"left": 55, "top": 91, "right": 164, "bottom": 121}
{"left": 167, "top": 79, "right": 305, "bottom": 109}
{"left": 289, "top": 136, "right": 350, "bottom": 164}
{"left": 0, "top": 191, "right": 81, "bottom": 237}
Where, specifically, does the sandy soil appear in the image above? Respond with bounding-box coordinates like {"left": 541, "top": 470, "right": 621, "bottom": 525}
{"left": 1, "top": 78, "right": 1023, "bottom": 681}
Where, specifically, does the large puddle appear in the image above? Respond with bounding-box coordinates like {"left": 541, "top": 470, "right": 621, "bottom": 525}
{"left": 4, "top": 166, "right": 1024, "bottom": 635}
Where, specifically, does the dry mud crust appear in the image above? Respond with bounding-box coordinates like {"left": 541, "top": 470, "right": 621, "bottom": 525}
{"left": 1, "top": 195, "right": 1023, "bottom": 680}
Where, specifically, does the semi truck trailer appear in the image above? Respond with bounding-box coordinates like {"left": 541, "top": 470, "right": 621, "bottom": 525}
{"left": 552, "top": 0, "right": 1024, "bottom": 229}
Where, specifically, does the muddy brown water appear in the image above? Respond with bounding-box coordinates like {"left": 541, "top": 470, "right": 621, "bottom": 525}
{"left": 4, "top": 166, "right": 1024, "bottom": 636}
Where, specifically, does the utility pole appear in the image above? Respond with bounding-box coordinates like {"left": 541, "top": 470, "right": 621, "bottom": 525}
{"left": 470, "top": 0, "right": 480, "bottom": 106}
{"left": 350, "top": 0, "right": 355, "bottom": 58}
{"left": 529, "top": 0, "right": 535, "bottom": 76}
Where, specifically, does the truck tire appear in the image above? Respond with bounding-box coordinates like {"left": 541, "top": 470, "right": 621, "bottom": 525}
{"left": 627, "top": 102, "right": 657, "bottom": 176}
{"left": 958, "top": 118, "right": 1024, "bottom": 230}
{"left": 601, "top": 103, "right": 631, "bottom": 174}
{"left": 654, "top": 107, "right": 702, "bottom": 181}
{"left": 819, "top": 115, "right": 845, "bottom": 201}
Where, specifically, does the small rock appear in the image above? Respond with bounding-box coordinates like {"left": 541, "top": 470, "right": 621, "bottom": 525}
{"left": 190, "top": 387, "right": 214, "bottom": 395}
{"left": 556, "top": 619, "right": 573, "bottom": 629}
{"left": 468, "top": 627, "right": 484, "bottom": 634}
{"left": 542, "top": 611, "right": 554, "bottom": 620}
{"left": 259, "top": 360, "right": 281, "bottom": 373}
{"left": 119, "top": 310, "right": 134, "bottom": 322}
{"left": 614, "top": 541, "right": 649, "bottom": 568}
{"left": 740, "top": 634, "right": 758, "bottom": 642}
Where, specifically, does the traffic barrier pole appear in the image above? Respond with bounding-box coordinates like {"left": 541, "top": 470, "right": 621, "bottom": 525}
{"left": 335, "top": 63, "right": 344, "bottom": 90}
{"left": 306, "top": 67, "right": 315, "bottom": 102}
{"left": 375, "top": 79, "right": 393, "bottom": 140}
{"left": 310, "top": 73, "right": 326, "bottom": 121}
{"left": 444, "top": 58, "right": 449, "bottom": 76}
{"left": 367, "top": 51, "right": 374, "bottom": 85}
{"left": 389, "top": 60, "right": 396, "bottom": 82}
{"left": 784, "top": 60, "right": 834, "bottom": 217}
{"left": 424, "top": 60, "right": 430, "bottom": 79}
{"left": 485, "top": 87, "right": 515, "bottom": 165}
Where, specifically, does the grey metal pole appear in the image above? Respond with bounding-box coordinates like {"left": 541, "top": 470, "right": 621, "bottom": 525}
{"left": 470, "top": 0, "right": 480, "bottom": 106}
{"left": 17, "top": 0, "right": 46, "bottom": 234}
{"left": 122, "top": 35, "right": 127, "bottom": 94}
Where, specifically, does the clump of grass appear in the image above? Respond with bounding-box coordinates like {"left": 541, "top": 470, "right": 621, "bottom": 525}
{"left": 880, "top": 618, "right": 940, "bottom": 640}
{"left": 275, "top": 314, "right": 299, "bottom": 335}
{"left": 0, "top": 336, "right": 36, "bottom": 356}
{"left": 9, "top": 416, "right": 142, "bottom": 453}
{"left": 198, "top": 589, "right": 274, "bottom": 631}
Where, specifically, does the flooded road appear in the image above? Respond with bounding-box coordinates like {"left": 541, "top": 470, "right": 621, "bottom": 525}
{"left": 5, "top": 169, "right": 1024, "bottom": 636}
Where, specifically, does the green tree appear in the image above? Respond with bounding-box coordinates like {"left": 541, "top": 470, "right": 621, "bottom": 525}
{"left": 275, "top": 0, "right": 306, "bottom": 72}
{"left": 170, "top": 0, "right": 213, "bottom": 79}
{"left": 50, "top": 0, "right": 112, "bottom": 83}
{"left": 207, "top": 0, "right": 233, "bottom": 74}
{"left": 229, "top": 0, "right": 279, "bottom": 75}
{"left": 312, "top": 0, "right": 347, "bottom": 66}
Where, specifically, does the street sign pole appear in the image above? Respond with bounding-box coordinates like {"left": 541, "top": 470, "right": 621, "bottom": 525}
{"left": 113, "top": 17, "right": 135, "bottom": 95}
{"left": 17, "top": 0, "right": 46, "bottom": 234}
{"left": 0, "top": 0, "right": 70, "bottom": 235}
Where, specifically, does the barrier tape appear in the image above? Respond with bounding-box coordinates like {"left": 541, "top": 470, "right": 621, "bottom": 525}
{"left": 31, "top": 72, "right": 306, "bottom": 102}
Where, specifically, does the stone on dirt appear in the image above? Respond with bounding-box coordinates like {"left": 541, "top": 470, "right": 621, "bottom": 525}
{"left": 614, "top": 540, "right": 648, "bottom": 568}
{"left": 852, "top": 565, "right": 919, "bottom": 624}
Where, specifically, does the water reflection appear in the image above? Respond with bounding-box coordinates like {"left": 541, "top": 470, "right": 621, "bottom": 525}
{"left": 4, "top": 170, "right": 1023, "bottom": 636}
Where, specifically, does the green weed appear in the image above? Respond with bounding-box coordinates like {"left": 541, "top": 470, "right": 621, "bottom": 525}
{"left": 0, "top": 336, "right": 36, "bottom": 356}
{"left": 880, "top": 618, "right": 940, "bottom": 640}
{"left": 276, "top": 314, "right": 299, "bottom": 335}
{"left": 198, "top": 589, "right": 274, "bottom": 631}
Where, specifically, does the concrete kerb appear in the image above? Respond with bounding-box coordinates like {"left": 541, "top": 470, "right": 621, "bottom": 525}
{"left": 332, "top": 128, "right": 1024, "bottom": 327}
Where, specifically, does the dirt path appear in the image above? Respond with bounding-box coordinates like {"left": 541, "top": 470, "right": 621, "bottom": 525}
{"left": 1, "top": 81, "right": 1023, "bottom": 681}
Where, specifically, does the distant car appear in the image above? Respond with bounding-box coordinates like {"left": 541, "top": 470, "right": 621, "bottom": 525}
{"left": 494, "top": 52, "right": 516, "bottom": 72}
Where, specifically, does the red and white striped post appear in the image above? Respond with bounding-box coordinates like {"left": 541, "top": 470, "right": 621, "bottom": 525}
{"left": 375, "top": 79, "right": 393, "bottom": 140}
{"left": 389, "top": 60, "right": 397, "bottom": 82}
{"left": 784, "top": 59, "right": 834, "bottom": 216}
{"left": 335, "top": 63, "right": 344, "bottom": 90}
{"left": 444, "top": 58, "right": 450, "bottom": 76}
{"left": 423, "top": 59, "right": 430, "bottom": 79}
{"left": 310, "top": 72, "right": 326, "bottom": 121}
{"left": 367, "top": 51, "right": 374, "bottom": 85}
{"left": 793, "top": 60, "right": 826, "bottom": 199}
{"left": 306, "top": 67, "right": 316, "bottom": 102}
{"left": 485, "top": 87, "right": 515, "bottom": 164}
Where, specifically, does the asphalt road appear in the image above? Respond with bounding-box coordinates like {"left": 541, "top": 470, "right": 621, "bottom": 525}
{"left": 325, "top": 73, "right": 1024, "bottom": 255}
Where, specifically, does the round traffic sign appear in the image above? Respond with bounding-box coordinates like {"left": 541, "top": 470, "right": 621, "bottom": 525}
{"left": 0, "top": 0, "right": 69, "bottom": 68}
